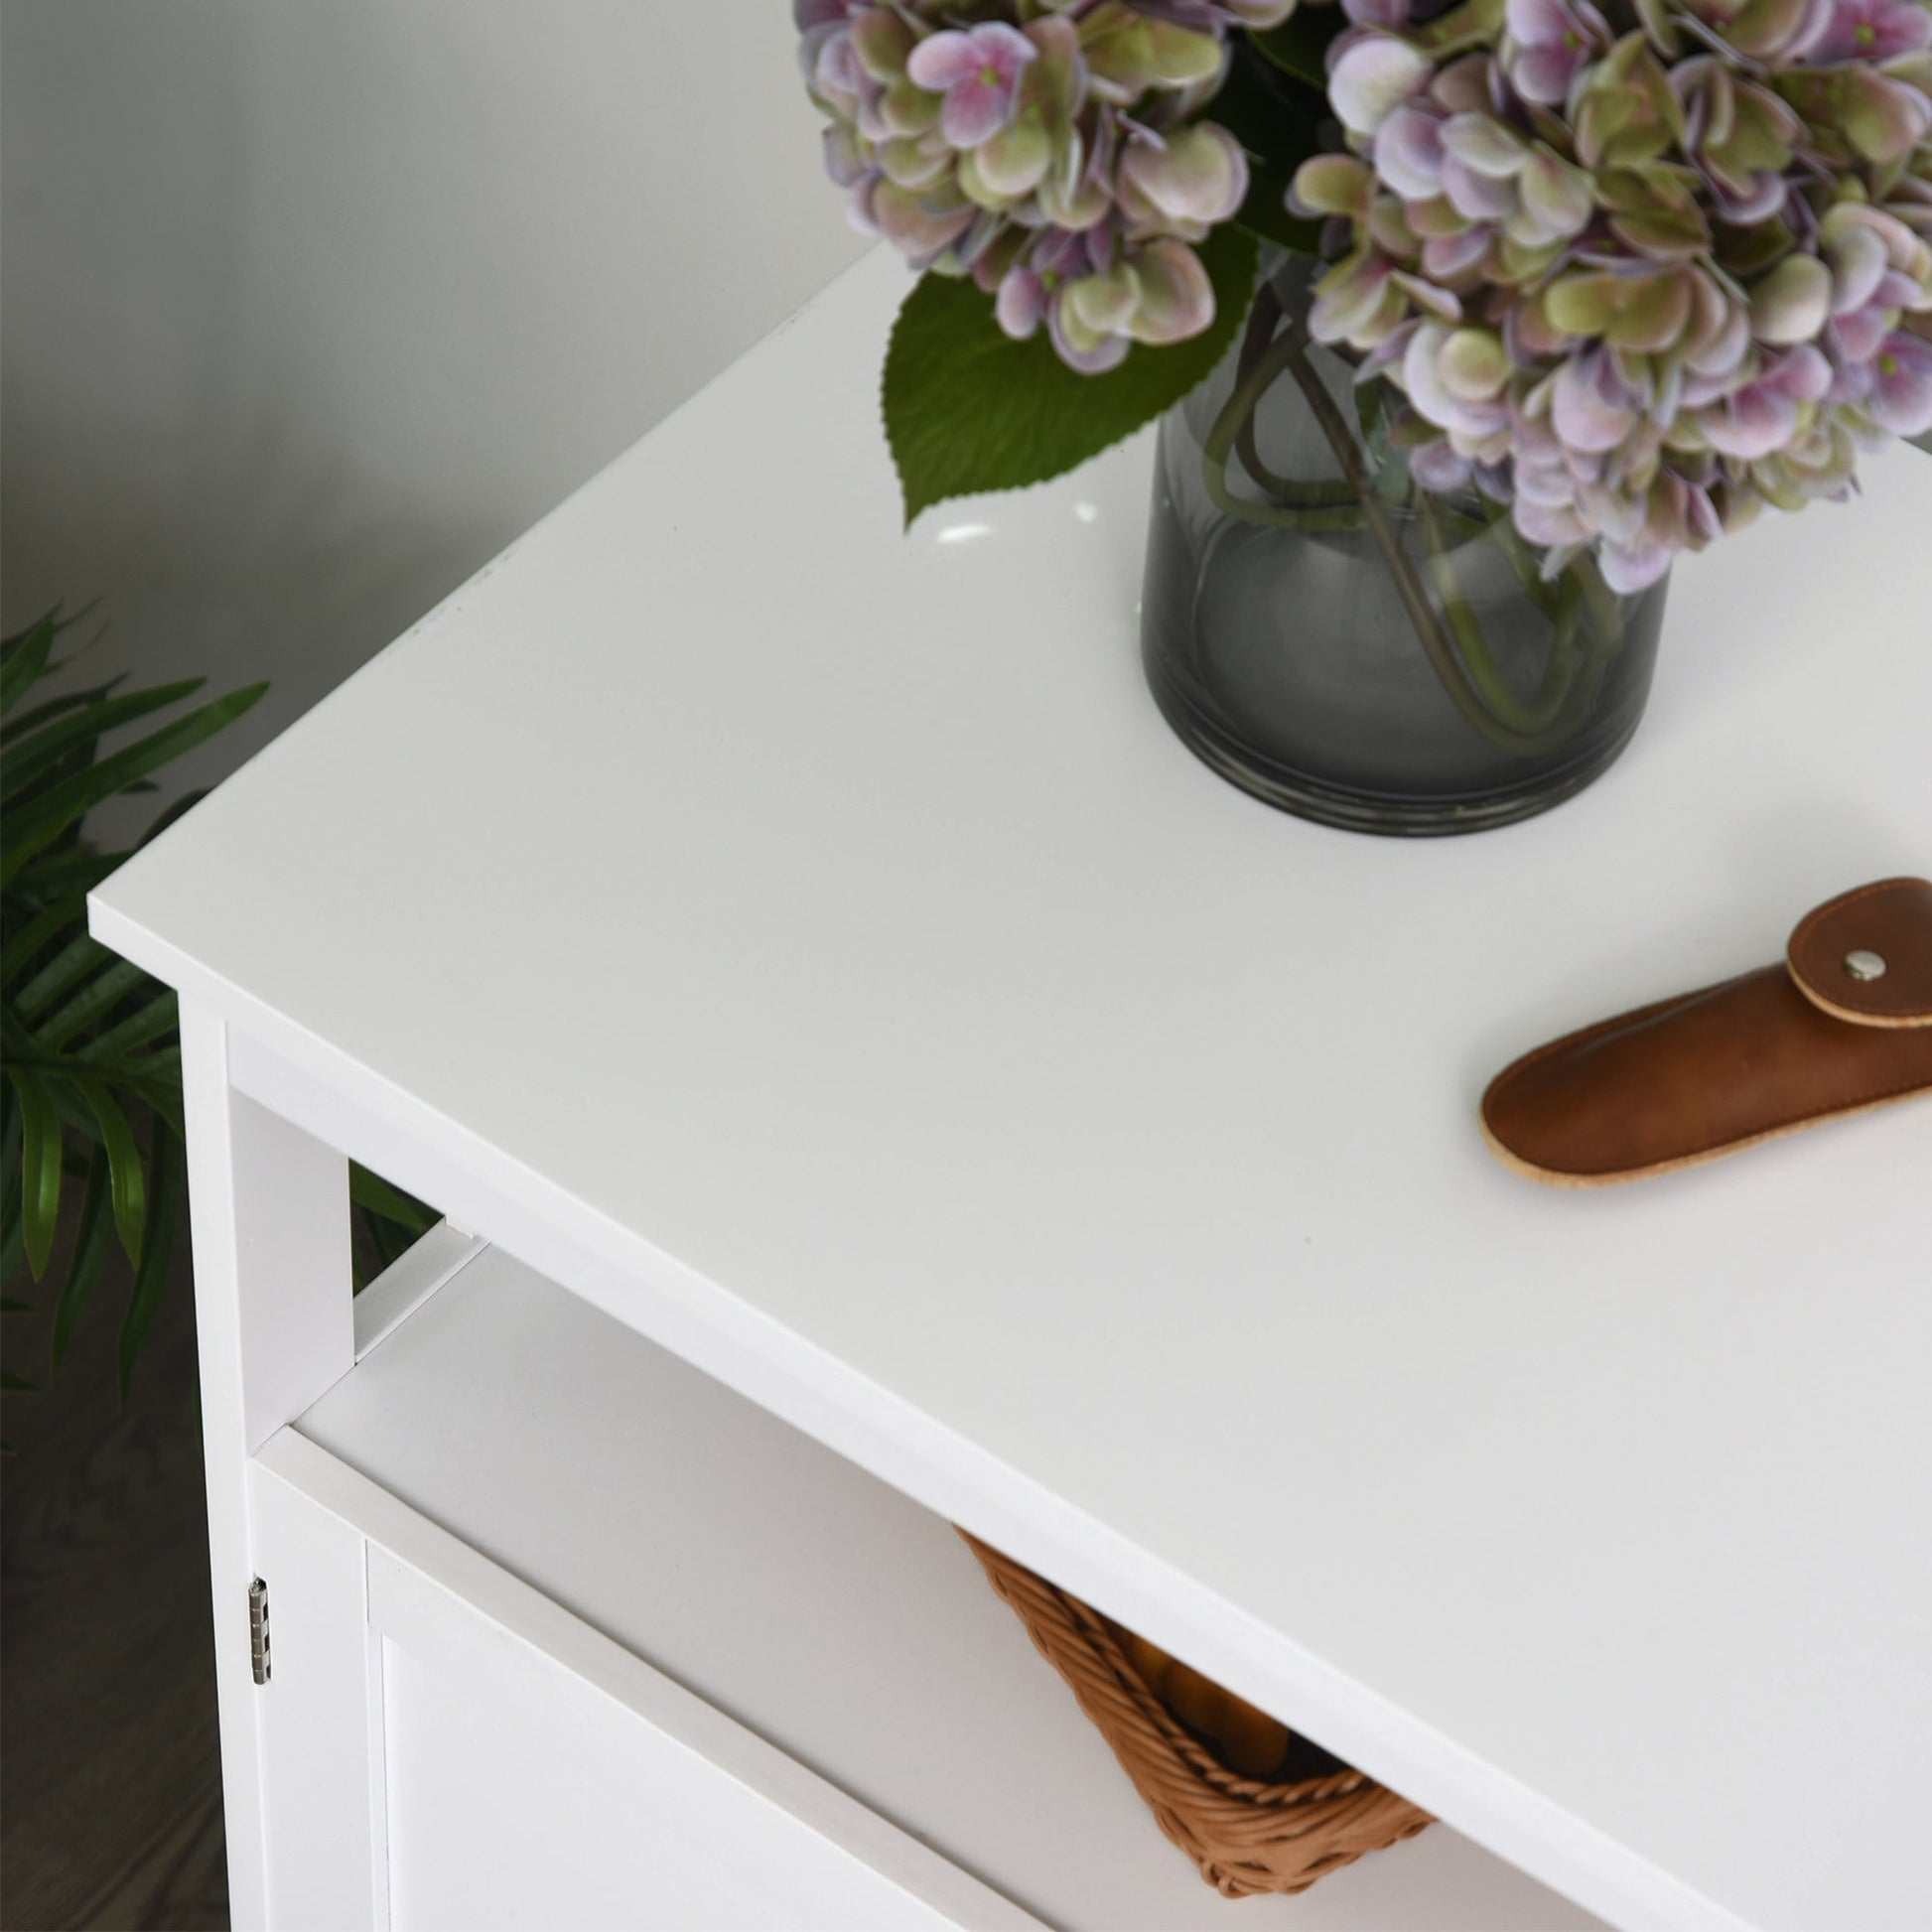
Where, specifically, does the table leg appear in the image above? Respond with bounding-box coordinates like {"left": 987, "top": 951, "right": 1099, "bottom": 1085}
{"left": 179, "top": 1002, "right": 352, "bottom": 1929}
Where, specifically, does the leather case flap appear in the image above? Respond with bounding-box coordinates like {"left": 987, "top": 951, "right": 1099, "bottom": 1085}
{"left": 1786, "top": 877, "right": 1932, "bottom": 1029}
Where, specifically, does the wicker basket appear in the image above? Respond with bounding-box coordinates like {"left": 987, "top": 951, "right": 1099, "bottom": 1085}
{"left": 959, "top": 1531, "right": 1432, "bottom": 1897}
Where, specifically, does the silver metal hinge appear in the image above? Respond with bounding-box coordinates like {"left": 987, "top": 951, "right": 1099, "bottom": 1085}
{"left": 249, "top": 1577, "right": 272, "bottom": 1685}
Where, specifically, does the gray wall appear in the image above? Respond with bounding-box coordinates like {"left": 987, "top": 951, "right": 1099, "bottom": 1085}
{"left": 3, "top": 2, "right": 867, "bottom": 825}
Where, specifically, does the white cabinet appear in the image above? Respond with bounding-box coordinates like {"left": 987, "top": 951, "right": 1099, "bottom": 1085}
{"left": 368, "top": 1552, "right": 971, "bottom": 1932}
{"left": 91, "top": 248, "right": 1932, "bottom": 1931}
{"left": 242, "top": 1238, "right": 1591, "bottom": 1931}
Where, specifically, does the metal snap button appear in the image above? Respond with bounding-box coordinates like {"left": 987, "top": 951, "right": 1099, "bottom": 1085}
{"left": 1844, "top": 948, "right": 1887, "bottom": 981}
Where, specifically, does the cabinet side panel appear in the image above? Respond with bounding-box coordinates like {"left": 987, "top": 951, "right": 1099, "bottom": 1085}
{"left": 179, "top": 1005, "right": 353, "bottom": 1928}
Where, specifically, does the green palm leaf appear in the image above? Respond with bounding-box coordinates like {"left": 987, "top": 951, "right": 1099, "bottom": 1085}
{"left": 119, "top": 1128, "right": 180, "bottom": 1399}
{"left": 1, "top": 903, "right": 73, "bottom": 992}
{"left": 1, "top": 614, "right": 428, "bottom": 1404}
{"left": 72, "top": 1076, "right": 146, "bottom": 1266}
{"left": 3, "top": 680, "right": 206, "bottom": 805}
{"left": 5, "top": 1068, "right": 63, "bottom": 1278}
{"left": 89, "top": 989, "right": 180, "bottom": 1061}
{"left": 14, "top": 933, "right": 109, "bottom": 1019}
{"left": 1, "top": 676, "right": 121, "bottom": 748}
{"left": 348, "top": 1163, "right": 435, "bottom": 1233}
{"left": 7, "top": 851, "right": 122, "bottom": 904}
{"left": 51, "top": 1147, "right": 115, "bottom": 1365}
{"left": 41, "top": 959, "right": 148, "bottom": 1051}
{"left": 1, "top": 1099, "right": 24, "bottom": 1285}
{"left": 1, "top": 681, "right": 266, "bottom": 887}
{"left": 0, "top": 615, "right": 59, "bottom": 716}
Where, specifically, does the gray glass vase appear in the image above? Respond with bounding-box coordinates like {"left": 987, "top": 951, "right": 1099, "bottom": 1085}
{"left": 1141, "top": 263, "right": 1668, "bottom": 836}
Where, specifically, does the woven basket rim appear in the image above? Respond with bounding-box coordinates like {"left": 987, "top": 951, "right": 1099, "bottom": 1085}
{"left": 1021, "top": 1556, "right": 1371, "bottom": 1805}
{"left": 957, "top": 1527, "right": 1434, "bottom": 1896}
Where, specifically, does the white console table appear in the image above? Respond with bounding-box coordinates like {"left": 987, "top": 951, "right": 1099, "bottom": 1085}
{"left": 91, "top": 249, "right": 1932, "bottom": 1932}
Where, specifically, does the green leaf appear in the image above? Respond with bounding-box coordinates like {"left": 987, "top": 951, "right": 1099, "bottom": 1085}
{"left": 1, "top": 682, "right": 267, "bottom": 887}
{"left": 348, "top": 1162, "right": 436, "bottom": 1234}
{"left": 41, "top": 957, "right": 148, "bottom": 1050}
{"left": 14, "top": 932, "right": 110, "bottom": 1023}
{"left": 1, "top": 614, "right": 51, "bottom": 654}
{"left": 0, "top": 1368, "right": 37, "bottom": 1393}
{"left": 3, "top": 680, "right": 206, "bottom": 805}
{"left": 138, "top": 787, "right": 210, "bottom": 851}
{"left": 1211, "top": 45, "right": 1327, "bottom": 255}
{"left": 1412, "top": 0, "right": 1508, "bottom": 53}
{"left": 52, "top": 1147, "right": 115, "bottom": 1366}
{"left": 134, "top": 1072, "right": 185, "bottom": 1141}
{"left": 118, "top": 1127, "right": 180, "bottom": 1398}
{"left": 882, "top": 222, "right": 1260, "bottom": 525}
{"left": 1, "top": 676, "right": 122, "bottom": 747}
{"left": 1250, "top": 10, "right": 1347, "bottom": 88}
{"left": 6, "top": 1068, "right": 64, "bottom": 1278}
{"left": 6, "top": 850, "right": 120, "bottom": 903}
{"left": 1, "top": 902, "right": 78, "bottom": 993}
{"left": 40, "top": 1076, "right": 97, "bottom": 1144}
{"left": 1, "top": 1005, "right": 36, "bottom": 1059}
{"left": 1236, "top": 203, "right": 1326, "bottom": 255}
{"left": 88, "top": 988, "right": 180, "bottom": 1061}
{"left": 72, "top": 1077, "right": 146, "bottom": 1266}
{"left": 0, "top": 614, "right": 58, "bottom": 717}
{"left": 1, "top": 1088, "right": 24, "bottom": 1287}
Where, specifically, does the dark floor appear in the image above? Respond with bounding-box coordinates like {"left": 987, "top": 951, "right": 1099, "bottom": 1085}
{"left": 2, "top": 1237, "right": 228, "bottom": 1931}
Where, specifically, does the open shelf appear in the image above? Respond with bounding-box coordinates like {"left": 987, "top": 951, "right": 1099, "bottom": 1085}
{"left": 297, "top": 1242, "right": 1600, "bottom": 1931}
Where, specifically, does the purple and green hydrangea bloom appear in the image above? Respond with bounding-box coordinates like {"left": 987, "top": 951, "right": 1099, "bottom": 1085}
{"left": 1291, "top": 0, "right": 1932, "bottom": 585}
{"left": 796, "top": 0, "right": 1287, "bottom": 374}
{"left": 798, "top": 0, "right": 1932, "bottom": 587}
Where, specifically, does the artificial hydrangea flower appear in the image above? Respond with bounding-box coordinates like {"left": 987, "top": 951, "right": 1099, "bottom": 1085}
{"left": 1810, "top": 0, "right": 1932, "bottom": 61}
{"left": 796, "top": 0, "right": 1291, "bottom": 371}
{"left": 1293, "top": 0, "right": 1932, "bottom": 589}
{"left": 905, "top": 23, "right": 1039, "bottom": 148}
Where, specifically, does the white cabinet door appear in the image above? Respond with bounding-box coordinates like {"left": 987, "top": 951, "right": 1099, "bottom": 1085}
{"left": 249, "top": 1452, "right": 386, "bottom": 1931}
{"left": 370, "top": 1552, "right": 967, "bottom": 1932}
{"left": 249, "top": 1436, "right": 1034, "bottom": 1932}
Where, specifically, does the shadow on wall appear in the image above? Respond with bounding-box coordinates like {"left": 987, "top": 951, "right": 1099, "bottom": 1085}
{"left": 0, "top": 0, "right": 865, "bottom": 841}
{"left": 3, "top": 459, "right": 491, "bottom": 853}
{"left": 8, "top": 0, "right": 1911, "bottom": 849}
{"left": 0, "top": 4, "right": 506, "bottom": 840}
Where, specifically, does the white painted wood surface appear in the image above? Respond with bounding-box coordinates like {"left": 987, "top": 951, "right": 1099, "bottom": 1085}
{"left": 94, "top": 249, "right": 1932, "bottom": 1930}
{"left": 177, "top": 1004, "right": 354, "bottom": 1929}
{"left": 296, "top": 1242, "right": 1599, "bottom": 1932}
{"left": 248, "top": 1461, "right": 385, "bottom": 1930}
{"left": 256, "top": 1429, "right": 1035, "bottom": 1932}
{"left": 372, "top": 1555, "right": 974, "bottom": 1932}
{"left": 349, "top": 1220, "right": 483, "bottom": 1361}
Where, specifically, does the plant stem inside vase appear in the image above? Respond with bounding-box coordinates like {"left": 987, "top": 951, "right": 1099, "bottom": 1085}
{"left": 1198, "top": 282, "right": 1632, "bottom": 760}
{"left": 1144, "top": 269, "right": 1670, "bottom": 835}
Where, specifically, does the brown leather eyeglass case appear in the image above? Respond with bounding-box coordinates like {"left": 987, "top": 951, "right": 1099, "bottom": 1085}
{"left": 1481, "top": 877, "right": 1932, "bottom": 1186}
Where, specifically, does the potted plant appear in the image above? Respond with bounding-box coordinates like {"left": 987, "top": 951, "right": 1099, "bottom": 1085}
{"left": 1, "top": 613, "right": 432, "bottom": 1439}
{"left": 795, "top": 0, "right": 1931, "bottom": 831}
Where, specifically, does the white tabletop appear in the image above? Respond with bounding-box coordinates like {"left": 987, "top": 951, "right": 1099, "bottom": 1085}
{"left": 94, "top": 249, "right": 1932, "bottom": 1932}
